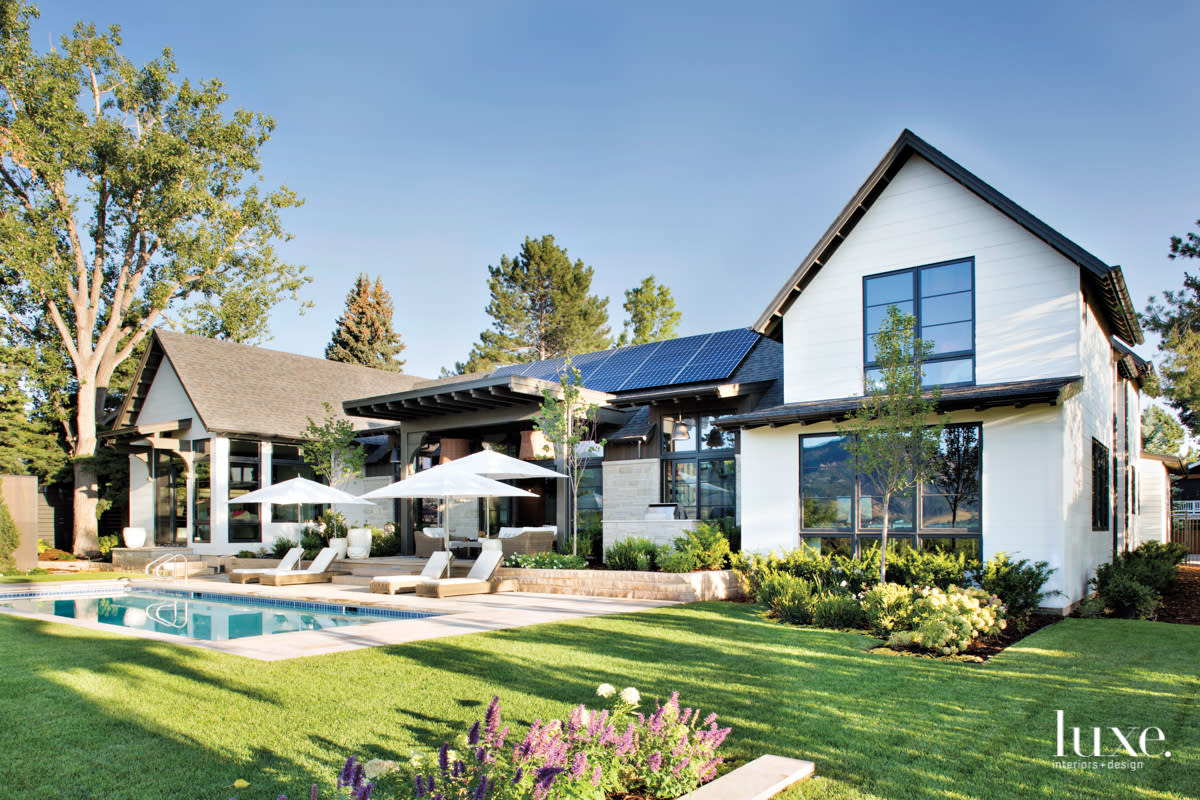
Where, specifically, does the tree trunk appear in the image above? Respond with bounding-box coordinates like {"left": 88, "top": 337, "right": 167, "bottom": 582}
{"left": 72, "top": 383, "right": 101, "bottom": 555}
{"left": 879, "top": 493, "right": 890, "bottom": 586}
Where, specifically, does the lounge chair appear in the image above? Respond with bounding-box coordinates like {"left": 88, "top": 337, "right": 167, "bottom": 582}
{"left": 415, "top": 549, "right": 518, "bottom": 598}
{"left": 258, "top": 547, "right": 339, "bottom": 586}
{"left": 496, "top": 526, "right": 557, "bottom": 556}
{"left": 368, "top": 551, "right": 452, "bottom": 595}
{"left": 229, "top": 547, "right": 303, "bottom": 584}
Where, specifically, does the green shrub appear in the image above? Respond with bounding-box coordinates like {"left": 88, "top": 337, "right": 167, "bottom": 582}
{"left": 504, "top": 552, "right": 587, "bottom": 569}
{"left": 862, "top": 583, "right": 915, "bottom": 637}
{"left": 3, "top": 567, "right": 23, "bottom": 576}
{"left": 1121, "top": 541, "right": 1186, "bottom": 594}
{"left": 28, "top": 567, "right": 48, "bottom": 575}
{"left": 758, "top": 573, "right": 818, "bottom": 624}
{"left": 673, "top": 523, "right": 732, "bottom": 570}
{"left": 830, "top": 546, "right": 880, "bottom": 594}
{"left": 272, "top": 537, "right": 298, "bottom": 559}
{"left": 975, "top": 552, "right": 1057, "bottom": 625}
{"left": 36, "top": 537, "right": 49, "bottom": 555}
{"left": 0, "top": 496, "right": 18, "bottom": 571}
{"left": 657, "top": 548, "right": 699, "bottom": 573}
{"left": 96, "top": 534, "right": 118, "bottom": 561}
{"left": 730, "top": 551, "right": 776, "bottom": 601}
{"left": 299, "top": 529, "right": 326, "bottom": 560}
{"left": 235, "top": 549, "right": 258, "bottom": 559}
{"left": 886, "top": 547, "right": 971, "bottom": 590}
{"left": 370, "top": 531, "right": 403, "bottom": 557}
{"left": 605, "top": 537, "right": 661, "bottom": 570}
{"left": 1090, "top": 564, "right": 1160, "bottom": 619}
{"left": 888, "top": 585, "right": 1006, "bottom": 655}
{"left": 811, "top": 592, "right": 867, "bottom": 629}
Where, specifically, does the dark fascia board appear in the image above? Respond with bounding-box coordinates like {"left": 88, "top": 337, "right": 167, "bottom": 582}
{"left": 717, "top": 376, "right": 1082, "bottom": 430}
{"left": 343, "top": 374, "right": 612, "bottom": 420}
{"left": 753, "top": 129, "right": 1144, "bottom": 345}
{"left": 1141, "top": 452, "right": 1188, "bottom": 475}
{"left": 606, "top": 379, "right": 774, "bottom": 408}
{"left": 99, "top": 418, "right": 192, "bottom": 440}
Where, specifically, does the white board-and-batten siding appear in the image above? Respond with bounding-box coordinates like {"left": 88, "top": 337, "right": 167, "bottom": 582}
{"left": 781, "top": 154, "right": 1082, "bottom": 405}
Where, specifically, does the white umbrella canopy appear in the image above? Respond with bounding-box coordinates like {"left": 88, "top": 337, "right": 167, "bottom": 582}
{"left": 439, "top": 449, "right": 567, "bottom": 481}
{"left": 360, "top": 465, "right": 537, "bottom": 549}
{"left": 233, "top": 476, "right": 376, "bottom": 506}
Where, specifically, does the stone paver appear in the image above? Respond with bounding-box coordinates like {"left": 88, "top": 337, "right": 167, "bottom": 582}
{"left": 0, "top": 575, "right": 676, "bottom": 661}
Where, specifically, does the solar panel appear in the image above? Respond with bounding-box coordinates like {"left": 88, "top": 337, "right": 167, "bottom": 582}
{"left": 616, "top": 333, "right": 714, "bottom": 391}
{"left": 585, "top": 343, "right": 658, "bottom": 392}
{"left": 488, "top": 328, "right": 761, "bottom": 393}
{"left": 673, "top": 328, "right": 759, "bottom": 383}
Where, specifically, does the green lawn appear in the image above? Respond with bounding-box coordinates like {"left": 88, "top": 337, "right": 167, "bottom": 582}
{"left": 0, "top": 571, "right": 142, "bottom": 583}
{"left": 0, "top": 602, "right": 1196, "bottom": 800}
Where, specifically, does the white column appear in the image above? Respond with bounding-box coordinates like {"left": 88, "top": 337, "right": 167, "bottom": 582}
{"left": 211, "top": 437, "right": 230, "bottom": 552}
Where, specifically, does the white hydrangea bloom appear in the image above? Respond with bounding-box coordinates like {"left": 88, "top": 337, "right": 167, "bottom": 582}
{"left": 620, "top": 687, "right": 640, "bottom": 704}
{"left": 596, "top": 683, "right": 616, "bottom": 698}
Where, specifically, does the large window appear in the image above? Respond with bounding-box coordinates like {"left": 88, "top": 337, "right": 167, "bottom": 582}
{"left": 864, "top": 258, "right": 975, "bottom": 387}
{"left": 271, "top": 444, "right": 322, "bottom": 523}
{"left": 799, "top": 424, "right": 982, "bottom": 558}
{"left": 1092, "top": 438, "right": 1110, "bottom": 531}
{"left": 228, "top": 439, "right": 261, "bottom": 543}
{"left": 662, "top": 414, "right": 737, "bottom": 521}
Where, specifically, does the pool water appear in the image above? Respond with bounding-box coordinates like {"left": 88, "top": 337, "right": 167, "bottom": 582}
{"left": 0, "top": 588, "right": 434, "bottom": 641}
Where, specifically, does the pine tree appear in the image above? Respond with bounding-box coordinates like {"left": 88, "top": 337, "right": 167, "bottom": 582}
{"left": 458, "top": 235, "right": 611, "bottom": 372}
{"left": 618, "top": 275, "right": 682, "bottom": 346}
{"left": 325, "top": 275, "right": 406, "bottom": 371}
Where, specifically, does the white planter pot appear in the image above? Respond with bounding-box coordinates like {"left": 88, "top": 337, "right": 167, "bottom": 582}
{"left": 122, "top": 527, "right": 147, "bottom": 548}
{"left": 328, "top": 537, "right": 349, "bottom": 559}
{"left": 346, "top": 528, "right": 372, "bottom": 559}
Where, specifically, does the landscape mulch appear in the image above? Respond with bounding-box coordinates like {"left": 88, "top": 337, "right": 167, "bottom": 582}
{"left": 1156, "top": 564, "right": 1200, "bottom": 625}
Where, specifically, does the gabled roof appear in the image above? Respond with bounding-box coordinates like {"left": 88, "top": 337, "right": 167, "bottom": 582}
{"left": 113, "top": 329, "right": 427, "bottom": 440}
{"left": 753, "top": 129, "right": 1143, "bottom": 346}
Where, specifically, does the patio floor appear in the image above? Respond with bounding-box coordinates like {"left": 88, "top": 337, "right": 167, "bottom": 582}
{"left": 1, "top": 570, "right": 677, "bottom": 661}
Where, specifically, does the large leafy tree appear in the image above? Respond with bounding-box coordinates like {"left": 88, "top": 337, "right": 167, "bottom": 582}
{"left": 1142, "top": 221, "right": 1200, "bottom": 435}
{"left": 617, "top": 275, "right": 681, "bottom": 347}
{"left": 326, "top": 274, "right": 406, "bottom": 370}
{"left": 0, "top": 2, "right": 307, "bottom": 552}
{"left": 1141, "top": 405, "right": 1195, "bottom": 460}
{"left": 458, "top": 235, "right": 610, "bottom": 373}
{"left": 838, "top": 307, "right": 945, "bottom": 584}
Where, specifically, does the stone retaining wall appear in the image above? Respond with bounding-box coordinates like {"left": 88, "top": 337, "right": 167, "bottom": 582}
{"left": 495, "top": 567, "right": 745, "bottom": 602}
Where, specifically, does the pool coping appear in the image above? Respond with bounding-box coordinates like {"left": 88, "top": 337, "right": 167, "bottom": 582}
{"left": 0, "top": 577, "right": 678, "bottom": 661}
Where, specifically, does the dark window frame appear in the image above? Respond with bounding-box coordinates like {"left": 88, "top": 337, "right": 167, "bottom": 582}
{"left": 798, "top": 424, "right": 983, "bottom": 555}
{"left": 228, "top": 439, "right": 262, "bottom": 544}
{"left": 661, "top": 413, "right": 738, "bottom": 521}
{"left": 1092, "top": 438, "right": 1110, "bottom": 531}
{"left": 862, "top": 257, "right": 976, "bottom": 388}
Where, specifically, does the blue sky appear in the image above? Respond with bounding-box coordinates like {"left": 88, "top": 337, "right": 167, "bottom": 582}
{"left": 36, "top": 1, "right": 1200, "bottom": 378}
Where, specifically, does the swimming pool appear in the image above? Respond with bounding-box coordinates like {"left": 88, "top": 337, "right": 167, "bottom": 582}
{"left": 0, "top": 585, "right": 438, "bottom": 642}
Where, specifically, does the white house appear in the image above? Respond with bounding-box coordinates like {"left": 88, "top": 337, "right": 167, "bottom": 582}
{"left": 725, "top": 130, "right": 1151, "bottom": 611}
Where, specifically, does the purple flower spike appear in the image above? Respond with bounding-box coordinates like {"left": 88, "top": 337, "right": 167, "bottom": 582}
{"left": 476, "top": 747, "right": 487, "bottom": 763}
{"left": 495, "top": 725, "right": 510, "bottom": 752}
{"left": 485, "top": 695, "right": 502, "bottom": 737}
{"left": 438, "top": 743, "right": 450, "bottom": 773}
{"left": 647, "top": 751, "right": 662, "bottom": 772}
{"left": 512, "top": 767, "right": 524, "bottom": 784}
{"left": 571, "top": 751, "right": 588, "bottom": 778}
{"left": 338, "top": 756, "right": 356, "bottom": 787}
{"left": 355, "top": 782, "right": 374, "bottom": 800}
{"left": 472, "top": 775, "right": 490, "bottom": 800}
{"left": 468, "top": 720, "right": 481, "bottom": 745}
{"left": 311, "top": 784, "right": 319, "bottom": 800}
{"left": 591, "top": 764, "right": 602, "bottom": 786}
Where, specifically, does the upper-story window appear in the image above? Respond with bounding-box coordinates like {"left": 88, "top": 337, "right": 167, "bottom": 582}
{"left": 661, "top": 414, "right": 737, "bottom": 521}
{"left": 863, "top": 258, "right": 975, "bottom": 387}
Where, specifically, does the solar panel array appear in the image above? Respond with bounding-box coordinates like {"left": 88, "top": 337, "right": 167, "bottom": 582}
{"left": 491, "top": 328, "right": 760, "bottom": 394}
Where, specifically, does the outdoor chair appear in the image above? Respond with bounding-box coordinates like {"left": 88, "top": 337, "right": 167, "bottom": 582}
{"left": 368, "top": 551, "right": 452, "bottom": 595}
{"left": 229, "top": 547, "right": 303, "bottom": 584}
{"left": 258, "top": 547, "right": 339, "bottom": 586}
{"left": 497, "top": 526, "right": 557, "bottom": 556}
{"left": 415, "top": 549, "right": 517, "bottom": 598}
{"left": 414, "top": 528, "right": 447, "bottom": 559}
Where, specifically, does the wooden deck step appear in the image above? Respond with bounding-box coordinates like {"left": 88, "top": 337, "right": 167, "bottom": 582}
{"left": 679, "top": 755, "right": 814, "bottom": 800}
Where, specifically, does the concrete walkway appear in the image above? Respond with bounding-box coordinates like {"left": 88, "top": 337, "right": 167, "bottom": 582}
{"left": 3, "top": 575, "right": 677, "bottom": 661}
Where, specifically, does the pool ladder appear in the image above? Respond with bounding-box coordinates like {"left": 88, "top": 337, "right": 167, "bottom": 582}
{"left": 147, "top": 600, "right": 189, "bottom": 629}
{"left": 145, "top": 553, "right": 192, "bottom": 582}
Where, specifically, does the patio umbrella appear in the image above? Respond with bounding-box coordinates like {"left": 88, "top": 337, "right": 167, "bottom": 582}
{"left": 233, "top": 476, "right": 376, "bottom": 507}
{"left": 440, "top": 449, "right": 566, "bottom": 532}
{"left": 359, "top": 464, "right": 537, "bottom": 551}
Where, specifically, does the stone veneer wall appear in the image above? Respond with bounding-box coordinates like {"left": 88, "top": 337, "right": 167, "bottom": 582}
{"left": 495, "top": 566, "right": 745, "bottom": 602}
{"left": 602, "top": 458, "right": 660, "bottom": 521}
{"left": 602, "top": 519, "right": 700, "bottom": 555}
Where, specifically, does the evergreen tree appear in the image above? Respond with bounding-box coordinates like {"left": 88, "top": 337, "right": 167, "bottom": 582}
{"left": 1142, "top": 221, "right": 1200, "bottom": 435}
{"left": 1141, "top": 405, "right": 1194, "bottom": 459}
{"left": 325, "top": 274, "right": 406, "bottom": 371}
{"left": 458, "top": 235, "right": 610, "bottom": 372}
{"left": 618, "top": 275, "right": 682, "bottom": 346}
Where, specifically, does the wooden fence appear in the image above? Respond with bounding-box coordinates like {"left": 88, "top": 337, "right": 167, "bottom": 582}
{"left": 1169, "top": 514, "right": 1200, "bottom": 554}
